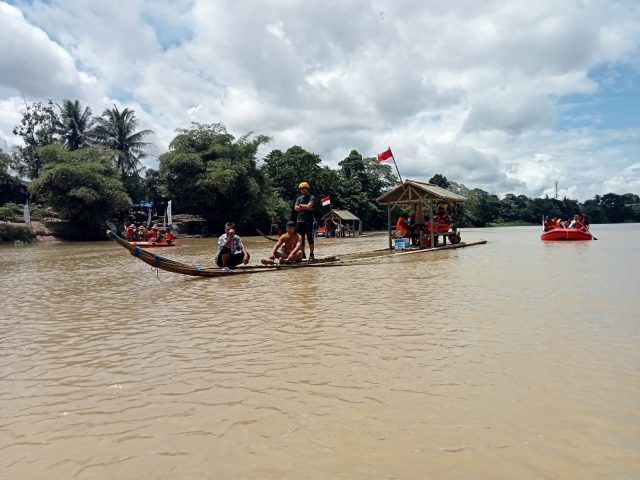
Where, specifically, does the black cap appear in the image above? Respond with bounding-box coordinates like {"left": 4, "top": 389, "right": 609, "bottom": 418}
{"left": 286, "top": 220, "right": 296, "bottom": 227}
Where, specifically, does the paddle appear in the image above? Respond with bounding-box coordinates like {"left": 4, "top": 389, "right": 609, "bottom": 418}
{"left": 106, "top": 221, "right": 119, "bottom": 234}
{"left": 256, "top": 228, "right": 278, "bottom": 242}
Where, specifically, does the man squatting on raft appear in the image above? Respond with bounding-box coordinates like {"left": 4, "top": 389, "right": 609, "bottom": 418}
{"left": 262, "top": 221, "right": 303, "bottom": 265}
{"left": 215, "top": 222, "right": 250, "bottom": 271}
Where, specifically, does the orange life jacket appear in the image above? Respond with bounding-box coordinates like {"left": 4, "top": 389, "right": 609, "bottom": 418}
{"left": 396, "top": 217, "right": 410, "bottom": 235}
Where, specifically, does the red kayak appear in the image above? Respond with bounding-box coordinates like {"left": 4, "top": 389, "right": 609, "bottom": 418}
{"left": 130, "top": 240, "right": 179, "bottom": 248}
{"left": 541, "top": 228, "right": 592, "bottom": 241}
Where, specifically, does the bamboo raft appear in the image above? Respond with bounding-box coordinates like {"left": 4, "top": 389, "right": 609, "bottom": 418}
{"left": 107, "top": 230, "right": 343, "bottom": 277}
{"left": 107, "top": 230, "right": 487, "bottom": 278}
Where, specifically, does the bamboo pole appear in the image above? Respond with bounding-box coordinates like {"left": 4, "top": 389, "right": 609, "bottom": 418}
{"left": 429, "top": 202, "right": 435, "bottom": 248}
{"left": 387, "top": 204, "right": 392, "bottom": 251}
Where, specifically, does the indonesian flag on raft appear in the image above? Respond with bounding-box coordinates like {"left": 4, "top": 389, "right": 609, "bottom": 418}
{"left": 321, "top": 196, "right": 331, "bottom": 207}
{"left": 377, "top": 147, "right": 394, "bottom": 162}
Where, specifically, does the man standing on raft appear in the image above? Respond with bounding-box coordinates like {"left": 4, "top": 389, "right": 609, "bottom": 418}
{"left": 294, "top": 181, "right": 316, "bottom": 260}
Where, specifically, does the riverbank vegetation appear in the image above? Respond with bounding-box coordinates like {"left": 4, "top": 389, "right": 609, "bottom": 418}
{"left": 0, "top": 223, "right": 36, "bottom": 244}
{"left": 1, "top": 98, "right": 638, "bottom": 239}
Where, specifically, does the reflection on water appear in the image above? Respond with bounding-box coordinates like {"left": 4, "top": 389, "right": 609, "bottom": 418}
{"left": 1, "top": 224, "right": 639, "bottom": 479}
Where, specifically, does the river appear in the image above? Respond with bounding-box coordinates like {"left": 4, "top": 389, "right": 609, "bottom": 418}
{"left": 1, "top": 224, "right": 638, "bottom": 479}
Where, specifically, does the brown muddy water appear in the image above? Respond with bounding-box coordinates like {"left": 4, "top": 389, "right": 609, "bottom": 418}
{"left": 1, "top": 224, "right": 639, "bottom": 479}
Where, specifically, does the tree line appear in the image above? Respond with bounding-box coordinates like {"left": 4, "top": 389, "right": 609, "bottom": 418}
{"left": 1, "top": 99, "right": 638, "bottom": 239}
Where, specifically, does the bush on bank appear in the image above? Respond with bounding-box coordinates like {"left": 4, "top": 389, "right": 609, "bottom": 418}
{"left": 0, "top": 202, "right": 45, "bottom": 222}
{"left": 0, "top": 223, "right": 36, "bottom": 244}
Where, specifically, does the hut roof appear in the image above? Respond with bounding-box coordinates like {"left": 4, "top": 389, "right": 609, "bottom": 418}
{"left": 321, "top": 209, "right": 360, "bottom": 221}
{"left": 377, "top": 179, "right": 466, "bottom": 204}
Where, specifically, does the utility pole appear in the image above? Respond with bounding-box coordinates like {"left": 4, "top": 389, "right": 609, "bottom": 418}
{"left": 554, "top": 181, "right": 558, "bottom": 200}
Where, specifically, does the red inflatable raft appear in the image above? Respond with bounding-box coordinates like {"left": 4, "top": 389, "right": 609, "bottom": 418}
{"left": 541, "top": 228, "right": 593, "bottom": 241}
{"left": 129, "top": 240, "right": 179, "bottom": 248}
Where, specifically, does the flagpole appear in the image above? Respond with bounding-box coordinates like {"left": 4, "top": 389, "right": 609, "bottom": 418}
{"left": 387, "top": 147, "right": 404, "bottom": 185}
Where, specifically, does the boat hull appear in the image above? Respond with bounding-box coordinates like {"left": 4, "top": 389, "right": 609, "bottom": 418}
{"left": 541, "top": 228, "right": 592, "bottom": 241}
{"left": 130, "top": 241, "right": 178, "bottom": 248}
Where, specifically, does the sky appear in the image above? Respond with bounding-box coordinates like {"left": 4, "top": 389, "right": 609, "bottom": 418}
{"left": 0, "top": 0, "right": 639, "bottom": 201}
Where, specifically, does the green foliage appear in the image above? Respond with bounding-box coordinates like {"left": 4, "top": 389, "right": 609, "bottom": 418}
{"left": 12, "top": 100, "right": 60, "bottom": 179}
{"left": 57, "top": 99, "right": 94, "bottom": 150}
{"left": 0, "top": 202, "right": 44, "bottom": 222}
{"left": 262, "top": 146, "right": 323, "bottom": 202}
{"left": 460, "top": 188, "right": 501, "bottom": 227}
{"left": 30, "top": 145, "right": 130, "bottom": 240}
{"left": 428, "top": 174, "right": 450, "bottom": 189}
{"left": 159, "top": 123, "right": 273, "bottom": 229}
{"left": 0, "top": 152, "right": 24, "bottom": 205}
{"left": 92, "top": 105, "right": 153, "bottom": 178}
{"left": 336, "top": 151, "right": 396, "bottom": 228}
{"left": 262, "top": 147, "right": 395, "bottom": 228}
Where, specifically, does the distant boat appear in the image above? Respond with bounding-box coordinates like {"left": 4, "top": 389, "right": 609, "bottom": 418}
{"left": 130, "top": 240, "right": 179, "bottom": 248}
{"left": 541, "top": 227, "right": 593, "bottom": 241}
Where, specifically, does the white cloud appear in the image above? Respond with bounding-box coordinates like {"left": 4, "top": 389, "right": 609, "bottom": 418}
{"left": 1, "top": 0, "right": 639, "bottom": 200}
{"left": 0, "top": 3, "right": 96, "bottom": 98}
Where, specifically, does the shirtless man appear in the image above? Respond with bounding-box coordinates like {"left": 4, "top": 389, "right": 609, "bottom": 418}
{"left": 262, "top": 221, "right": 303, "bottom": 265}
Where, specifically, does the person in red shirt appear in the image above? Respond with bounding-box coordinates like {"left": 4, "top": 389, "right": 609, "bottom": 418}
{"left": 543, "top": 216, "right": 556, "bottom": 231}
{"left": 435, "top": 206, "right": 451, "bottom": 232}
{"left": 163, "top": 228, "right": 177, "bottom": 245}
{"left": 124, "top": 224, "right": 136, "bottom": 239}
{"left": 395, "top": 212, "right": 411, "bottom": 237}
{"left": 146, "top": 225, "right": 158, "bottom": 240}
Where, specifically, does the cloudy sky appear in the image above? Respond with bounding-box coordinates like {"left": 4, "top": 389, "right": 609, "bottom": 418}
{"left": 1, "top": 0, "right": 639, "bottom": 200}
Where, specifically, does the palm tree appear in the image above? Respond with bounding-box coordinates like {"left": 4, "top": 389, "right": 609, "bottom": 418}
{"left": 93, "top": 105, "right": 153, "bottom": 177}
{"left": 57, "top": 99, "right": 94, "bottom": 150}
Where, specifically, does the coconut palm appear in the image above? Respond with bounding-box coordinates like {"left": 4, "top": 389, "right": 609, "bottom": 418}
{"left": 57, "top": 99, "right": 94, "bottom": 150}
{"left": 93, "top": 105, "right": 153, "bottom": 177}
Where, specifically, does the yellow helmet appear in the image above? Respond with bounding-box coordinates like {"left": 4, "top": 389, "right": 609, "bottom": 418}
{"left": 298, "top": 181, "right": 310, "bottom": 189}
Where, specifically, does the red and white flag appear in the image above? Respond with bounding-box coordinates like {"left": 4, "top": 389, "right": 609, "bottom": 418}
{"left": 377, "top": 147, "right": 394, "bottom": 162}
{"left": 321, "top": 195, "right": 331, "bottom": 207}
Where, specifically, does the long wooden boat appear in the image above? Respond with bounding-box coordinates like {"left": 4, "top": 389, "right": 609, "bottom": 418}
{"left": 107, "top": 230, "right": 487, "bottom": 278}
{"left": 541, "top": 228, "right": 592, "bottom": 241}
{"left": 107, "top": 230, "right": 342, "bottom": 277}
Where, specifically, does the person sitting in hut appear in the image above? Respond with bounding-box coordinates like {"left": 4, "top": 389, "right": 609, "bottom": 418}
{"left": 435, "top": 206, "right": 451, "bottom": 232}
{"left": 325, "top": 219, "right": 334, "bottom": 238}
{"left": 262, "top": 221, "right": 303, "bottom": 265}
{"left": 335, "top": 222, "right": 343, "bottom": 238}
{"left": 395, "top": 212, "right": 411, "bottom": 238}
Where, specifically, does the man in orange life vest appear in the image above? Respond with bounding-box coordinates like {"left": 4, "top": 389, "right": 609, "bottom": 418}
{"left": 163, "top": 228, "right": 177, "bottom": 245}
{"left": 395, "top": 212, "right": 411, "bottom": 238}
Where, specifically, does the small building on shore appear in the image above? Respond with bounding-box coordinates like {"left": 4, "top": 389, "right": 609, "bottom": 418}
{"left": 321, "top": 209, "right": 361, "bottom": 237}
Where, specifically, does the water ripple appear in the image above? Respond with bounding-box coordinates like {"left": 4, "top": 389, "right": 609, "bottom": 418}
{"left": 1, "top": 227, "right": 639, "bottom": 479}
